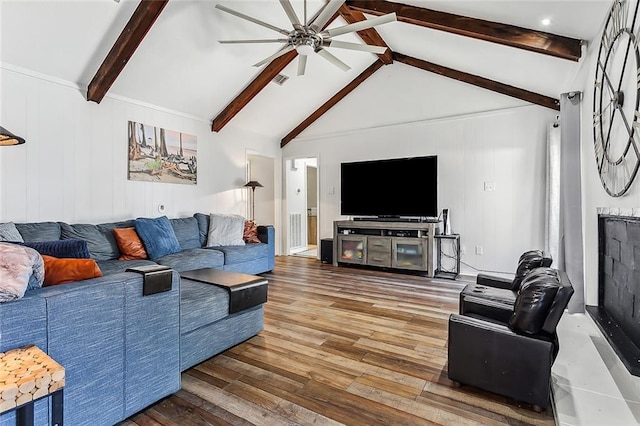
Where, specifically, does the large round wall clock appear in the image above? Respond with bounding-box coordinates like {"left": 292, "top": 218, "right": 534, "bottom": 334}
{"left": 593, "top": 0, "right": 640, "bottom": 197}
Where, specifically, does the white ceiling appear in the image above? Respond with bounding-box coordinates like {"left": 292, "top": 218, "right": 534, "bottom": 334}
{"left": 0, "top": 0, "right": 612, "bottom": 141}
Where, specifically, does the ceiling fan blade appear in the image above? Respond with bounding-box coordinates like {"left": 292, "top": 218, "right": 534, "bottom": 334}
{"left": 219, "top": 39, "right": 289, "bottom": 44}
{"left": 316, "top": 48, "right": 350, "bottom": 72}
{"left": 322, "top": 13, "right": 396, "bottom": 38}
{"left": 253, "top": 45, "right": 296, "bottom": 67}
{"left": 215, "top": 4, "right": 291, "bottom": 36}
{"left": 310, "top": 0, "right": 345, "bottom": 32}
{"left": 326, "top": 40, "right": 388, "bottom": 54}
{"left": 298, "top": 55, "right": 307, "bottom": 76}
{"left": 279, "top": 0, "right": 303, "bottom": 30}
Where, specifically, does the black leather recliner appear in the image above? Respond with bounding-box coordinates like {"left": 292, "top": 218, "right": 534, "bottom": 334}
{"left": 459, "top": 250, "right": 553, "bottom": 323}
{"left": 447, "top": 267, "right": 574, "bottom": 411}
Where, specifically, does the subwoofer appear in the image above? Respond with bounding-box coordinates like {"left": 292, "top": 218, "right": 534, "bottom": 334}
{"left": 320, "top": 239, "right": 333, "bottom": 264}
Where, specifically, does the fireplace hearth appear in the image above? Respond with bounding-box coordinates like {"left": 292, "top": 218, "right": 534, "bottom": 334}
{"left": 588, "top": 213, "right": 640, "bottom": 376}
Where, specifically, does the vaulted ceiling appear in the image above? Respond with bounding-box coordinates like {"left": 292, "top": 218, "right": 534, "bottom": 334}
{"left": 1, "top": 0, "right": 612, "bottom": 145}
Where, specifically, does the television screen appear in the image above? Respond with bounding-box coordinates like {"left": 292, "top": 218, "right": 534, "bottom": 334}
{"left": 340, "top": 156, "right": 438, "bottom": 218}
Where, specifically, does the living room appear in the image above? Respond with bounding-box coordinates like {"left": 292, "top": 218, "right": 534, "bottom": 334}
{"left": 2, "top": 0, "right": 640, "bottom": 425}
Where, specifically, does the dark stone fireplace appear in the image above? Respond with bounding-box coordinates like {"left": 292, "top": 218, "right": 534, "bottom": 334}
{"left": 586, "top": 214, "right": 640, "bottom": 376}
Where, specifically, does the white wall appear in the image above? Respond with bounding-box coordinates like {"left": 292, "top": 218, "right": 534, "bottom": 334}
{"left": 0, "top": 65, "right": 282, "bottom": 229}
{"left": 283, "top": 105, "right": 556, "bottom": 275}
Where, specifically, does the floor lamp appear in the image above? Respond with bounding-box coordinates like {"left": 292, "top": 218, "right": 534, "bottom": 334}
{"left": 244, "top": 180, "right": 263, "bottom": 221}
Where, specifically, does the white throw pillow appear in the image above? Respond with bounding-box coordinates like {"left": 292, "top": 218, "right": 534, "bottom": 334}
{"left": 207, "top": 214, "right": 246, "bottom": 247}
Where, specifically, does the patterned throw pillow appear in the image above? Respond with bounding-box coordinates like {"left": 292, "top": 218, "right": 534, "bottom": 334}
{"left": 113, "top": 227, "right": 148, "bottom": 260}
{"left": 0, "top": 222, "right": 24, "bottom": 242}
{"left": 243, "top": 220, "right": 261, "bottom": 244}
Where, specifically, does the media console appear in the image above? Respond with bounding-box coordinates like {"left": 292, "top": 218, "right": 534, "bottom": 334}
{"left": 333, "top": 220, "right": 437, "bottom": 277}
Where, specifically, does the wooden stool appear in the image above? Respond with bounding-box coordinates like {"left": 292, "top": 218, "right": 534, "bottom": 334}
{"left": 0, "top": 345, "right": 65, "bottom": 426}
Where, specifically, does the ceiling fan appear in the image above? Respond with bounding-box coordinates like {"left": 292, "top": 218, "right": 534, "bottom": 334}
{"left": 215, "top": 0, "right": 397, "bottom": 76}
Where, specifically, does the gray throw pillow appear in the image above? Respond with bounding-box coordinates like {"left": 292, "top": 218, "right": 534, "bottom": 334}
{"left": 0, "top": 222, "right": 24, "bottom": 242}
{"left": 207, "top": 214, "right": 246, "bottom": 247}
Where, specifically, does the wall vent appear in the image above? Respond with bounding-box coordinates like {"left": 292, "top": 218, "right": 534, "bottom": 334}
{"left": 289, "top": 213, "right": 303, "bottom": 249}
{"left": 272, "top": 74, "right": 289, "bottom": 86}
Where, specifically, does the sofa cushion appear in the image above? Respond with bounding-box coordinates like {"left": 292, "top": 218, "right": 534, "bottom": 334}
{"left": 0, "top": 222, "right": 23, "bottom": 242}
{"left": 60, "top": 223, "right": 119, "bottom": 261}
{"left": 15, "top": 222, "right": 61, "bottom": 242}
{"left": 19, "top": 239, "right": 91, "bottom": 259}
{"left": 213, "top": 242, "right": 269, "bottom": 265}
{"left": 97, "top": 220, "right": 135, "bottom": 259}
{"left": 96, "top": 259, "right": 158, "bottom": 276}
{"left": 155, "top": 248, "right": 224, "bottom": 273}
{"left": 113, "top": 228, "right": 148, "bottom": 260}
{"left": 193, "top": 213, "right": 209, "bottom": 247}
{"left": 207, "top": 214, "right": 245, "bottom": 247}
{"left": 134, "top": 216, "right": 182, "bottom": 260}
{"left": 42, "top": 255, "right": 103, "bottom": 286}
{"left": 180, "top": 278, "right": 229, "bottom": 334}
{"left": 170, "top": 217, "right": 201, "bottom": 250}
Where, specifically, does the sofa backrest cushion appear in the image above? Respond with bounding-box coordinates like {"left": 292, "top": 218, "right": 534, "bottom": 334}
{"left": 134, "top": 216, "right": 182, "bottom": 260}
{"left": 19, "top": 239, "right": 91, "bottom": 259}
{"left": 0, "top": 222, "right": 24, "bottom": 242}
{"left": 509, "top": 267, "right": 560, "bottom": 335}
{"left": 15, "top": 222, "right": 61, "bottom": 242}
{"left": 170, "top": 217, "right": 201, "bottom": 250}
{"left": 193, "top": 213, "right": 209, "bottom": 247}
{"left": 60, "top": 223, "right": 120, "bottom": 261}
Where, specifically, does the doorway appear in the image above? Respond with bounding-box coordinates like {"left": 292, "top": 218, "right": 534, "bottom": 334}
{"left": 286, "top": 157, "right": 318, "bottom": 258}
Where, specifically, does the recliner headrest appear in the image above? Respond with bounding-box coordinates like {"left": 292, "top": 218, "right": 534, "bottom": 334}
{"left": 511, "top": 250, "right": 548, "bottom": 290}
{"left": 509, "top": 267, "right": 561, "bottom": 335}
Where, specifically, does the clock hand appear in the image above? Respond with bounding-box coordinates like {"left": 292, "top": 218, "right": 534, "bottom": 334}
{"left": 616, "top": 0, "right": 640, "bottom": 93}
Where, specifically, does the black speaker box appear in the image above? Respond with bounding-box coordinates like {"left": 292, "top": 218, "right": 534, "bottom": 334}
{"left": 320, "top": 239, "right": 333, "bottom": 264}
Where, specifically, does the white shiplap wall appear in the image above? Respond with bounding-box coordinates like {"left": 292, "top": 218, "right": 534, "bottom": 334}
{"left": 283, "top": 105, "right": 557, "bottom": 275}
{"left": 0, "top": 66, "right": 282, "bottom": 226}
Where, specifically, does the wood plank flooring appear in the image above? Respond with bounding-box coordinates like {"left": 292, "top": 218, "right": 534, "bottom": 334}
{"left": 120, "top": 256, "right": 555, "bottom": 426}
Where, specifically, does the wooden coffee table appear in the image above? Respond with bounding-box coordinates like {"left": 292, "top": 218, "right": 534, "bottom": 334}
{"left": 180, "top": 268, "right": 268, "bottom": 314}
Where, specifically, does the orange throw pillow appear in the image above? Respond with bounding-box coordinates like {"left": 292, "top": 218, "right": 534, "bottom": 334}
{"left": 243, "top": 220, "right": 261, "bottom": 244}
{"left": 113, "top": 227, "right": 148, "bottom": 260}
{"left": 42, "top": 255, "right": 103, "bottom": 286}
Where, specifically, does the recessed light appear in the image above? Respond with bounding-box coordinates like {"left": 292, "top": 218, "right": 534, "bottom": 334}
{"left": 541, "top": 18, "right": 551, "bottom": 26}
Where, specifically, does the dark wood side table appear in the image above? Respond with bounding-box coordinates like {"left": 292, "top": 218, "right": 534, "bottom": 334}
{"left": 0, "top": 345, "right": 64, "bottom": 426}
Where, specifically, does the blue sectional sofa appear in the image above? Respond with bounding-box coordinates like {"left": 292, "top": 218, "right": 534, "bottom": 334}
{"left": 0, "top": 213, "right": 275, "bottom": 426}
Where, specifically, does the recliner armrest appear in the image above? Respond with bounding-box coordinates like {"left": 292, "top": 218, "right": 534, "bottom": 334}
{"left": 476, "top": 273, "right": 513, "bottom": 289}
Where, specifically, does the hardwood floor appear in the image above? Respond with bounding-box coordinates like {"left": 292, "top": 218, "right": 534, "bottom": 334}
{"left": 121, "top": 256, "right": 555, "bottom": 426}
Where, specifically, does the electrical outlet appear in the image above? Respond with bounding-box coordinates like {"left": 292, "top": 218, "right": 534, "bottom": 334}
{"left": 484, "top": 182, "right": 495, "bottom": 191}
{"left": 475, "top": 246, "right": 483, "bottom": 255}
{"left": 460, "top": 245, "right": 466, "bottom": 255}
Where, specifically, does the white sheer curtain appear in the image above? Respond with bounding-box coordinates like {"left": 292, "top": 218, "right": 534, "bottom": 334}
{"left": 546, "top": 92, "right": 585, "bottom": 313}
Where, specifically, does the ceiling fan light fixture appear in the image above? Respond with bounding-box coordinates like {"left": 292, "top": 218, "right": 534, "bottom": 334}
{"left": 296, "top": 43, "right": 315, "bottom": 56}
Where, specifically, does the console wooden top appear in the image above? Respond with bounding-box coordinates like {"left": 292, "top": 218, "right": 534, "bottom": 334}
{"left": 334, "top": 220, "right": 437, "bottom": 231}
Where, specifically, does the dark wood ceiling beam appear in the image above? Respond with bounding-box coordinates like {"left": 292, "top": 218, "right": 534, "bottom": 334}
{"left": 87, "top": 0, "right": 169, "bottom": 103}
{"left": 338, "top": 5, "right": 392, "bottom": 65}
{"left": 393, "top": 52, "right": 559, "bottom": 111}
{"left": 347, "top": 0, "right": 582, "bottom": 61}
{"left": 281, "top": 59, "right": 385, "bottom": 147}
{"left": 211, "top": 51, "right": 298, "bottom": 132}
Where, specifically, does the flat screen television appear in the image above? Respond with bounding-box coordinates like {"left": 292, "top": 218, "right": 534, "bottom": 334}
{"left": 340, "top": 156, "right": 437, "bottom": 218}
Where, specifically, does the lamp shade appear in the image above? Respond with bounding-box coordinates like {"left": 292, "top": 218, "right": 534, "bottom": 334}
{"left": 0, "top": 127, "right": 26, "bottom": 146}
{"left": 244, "top": 180, "right": 263, "bottom": 190}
